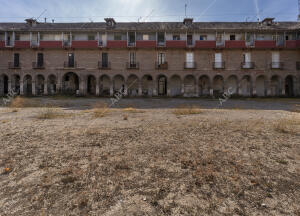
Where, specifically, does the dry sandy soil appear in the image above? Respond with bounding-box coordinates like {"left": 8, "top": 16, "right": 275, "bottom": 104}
{"left": 0, "top": 97, "right": 300, "bottom": 216}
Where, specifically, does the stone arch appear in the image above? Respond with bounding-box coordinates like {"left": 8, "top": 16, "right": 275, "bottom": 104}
{"left": 199, "top": 75, "right": 210, "bottom": 96}
{"left": 23, "top": 75, "right": 32, "bottom": 96}
{"left": 256, "top": 75, "right": 266, "bottom": 97}
{"left": 270, "top": 75, "right": 281, "bottom": 96}
{"left": 113, "top": 75, "right": 125, "bottom": 94}
{"left": 225, "top": 75, "right": 238, "bottom": 95}
{"left": 47, "top": 74, "right": 57, "bottom": 95}
{"left": 0, "top": 74, "right": 9, "bottom": 96}
{"left": 87, "top": 75, "right": 96, "bottom": 95}
{"left": 99, "top": 75, "right": 111, "bottom": 96}
{"left": 141, "top": 74, "right": 153, "bottom": 96}
{"left": 127, "top": 74, "right": 139, "bottom": 96}
{"left": 36, "top": 74, "right": 45, "bottom": 96}
{"left": 62, "top": 72, "right": 79, "bottom": 95}
{"left": 157, "top": 74, "right": 167, "bottom": 96}
{"left": 285, "top": 75, "right": 295, "bottom": 97}
{"left": 183, "top": 75, "right": 196, "bottom": 97}
{"left": 213, "top": 75, "right": 224, "bottom": 96}
{"left": 169, "top": 75, "right": 181, "bottom": 97}
{"left": 240, "top": 75, "right": 252, "bottom": 97}
{"left": 11, "top": 74, "right": 20, "bottom": 95}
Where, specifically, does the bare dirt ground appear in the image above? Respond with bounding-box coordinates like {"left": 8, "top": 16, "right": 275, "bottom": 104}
{"left": 0, "top": 97, "right": 300, "bottom": 216}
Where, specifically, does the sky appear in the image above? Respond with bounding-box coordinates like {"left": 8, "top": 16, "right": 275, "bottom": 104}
{"left": 0, "top": 0, "right": 298, "bottom": 23}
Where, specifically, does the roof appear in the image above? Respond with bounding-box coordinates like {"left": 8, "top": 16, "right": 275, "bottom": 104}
{"left": 0, "top": 21, "right": 299, "bottom": 32}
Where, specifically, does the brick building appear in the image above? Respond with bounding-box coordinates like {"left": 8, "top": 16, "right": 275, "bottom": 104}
{"left": 0, "top": 17, "right": 300, "bottom": 97}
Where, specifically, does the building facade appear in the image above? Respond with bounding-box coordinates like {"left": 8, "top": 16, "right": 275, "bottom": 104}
{"left": 0, "top": 18, "right": 300, "bottom": 97}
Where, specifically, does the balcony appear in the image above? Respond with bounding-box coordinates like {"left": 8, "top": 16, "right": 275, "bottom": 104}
{"left": 184, "top": 62, "right": 197, "bottom": 69}
{"left": 0, "top": 41, "right": 5, "bottom": 48}
{"left": 155, "top": 62, "right": 168, "bottom": 70}
{"left": 98, "top": 61, "right": 111, "bottom": 69}
{"left": 31, "top": 41, "right": 39, "bottom": 48}
{"left": 40, "top": 41, "right": 62, "bottom": 48}
{"left": 14, "top": 41, "right": 30, "bottom": 48}
{"left": 213, "top": 62, "right": 225, "bottom": 69}
{"left": 157, "top": 41, "right": 166, "bottom": 47}
{"left": 126, "top": 62, "right": 139, "bottom": 69}
{"left": 241, "top": 62, "right": 255, "bottom": 69}
{"left": 195, "top": 40, "right": 216, "bottom": 49}
{"left": 255, "top": 40, "right": 276, "bottom": 49}
{"left": 225, "top": 40, "right": 246, "bottom": 49}
{"left": 64, "top": 61, "right": 77, "bottom": 68}
{"left": 166, "top": 40, "right": 186, "bottom": 48}
{"left": 216, "top": 41, "right": 225, "bottom": 47}
{"left": 71, "top": 40, "right": 98, "bottom": 48}
{"left": 63, "top": 41, "right": 71, "bottom": 48}
{"left": 107, "top": 40, "right": 127, "bottom": 48}
{"left": 246, "top": 41, "right": 255, "bottom": 47}
{"left": 8, "top": 62, "right": 21, "bottom": 69}
{"left": 136, "top": 40, "right": 156, "bottom": 48}
{"left": 32, "top": 62, "right": 45, "bottom": 69}
{"left": 270, "top": 62, "right": 283, "bottom": 69}
{"left": 127, "top": 42, "right": 136, "bottom": 47}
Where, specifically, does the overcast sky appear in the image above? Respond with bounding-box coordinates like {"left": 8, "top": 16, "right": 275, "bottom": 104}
{"left": 0, "top": 0, "right": 298, "bottom": 23}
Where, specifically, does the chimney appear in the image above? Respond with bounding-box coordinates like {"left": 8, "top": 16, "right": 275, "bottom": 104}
{"left": 104, "top": 18, "right": 116, "bottom": 27}
{"left": 52, "top": 19, "right": 55, "bottom": 23}
{"left": 261, "top": 18, "right": 275, "bottom": 26}
{"left": 183, "top": 18, "right": 193, "bottom": 26}
{"left": 25, "top": 18, "right": 38, "bottom": 27}
{"left": 44, "top": 17, "right": 47, "bottom": 23}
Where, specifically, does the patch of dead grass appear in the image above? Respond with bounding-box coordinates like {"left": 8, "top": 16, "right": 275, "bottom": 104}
{"left": 90, "top": 102, "right": 109, "bottom": 118}
{"left": 9, "top": 97, "right": 39, "bottom": 108}
{"left": 123, "top": 107, "right": 145, "bottom": 113}
{"left": 172, "top": 105, "right": 204, "bottom": 116}
{"left": 274, "top": 117, "right": 300, "bottom": 134}
{"left": 35, "top": 108, "right": 71, "bottom": 120}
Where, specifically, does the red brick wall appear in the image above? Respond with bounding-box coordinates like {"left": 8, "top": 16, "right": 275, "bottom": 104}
{"left": 0, "top": 41, "right": 5, "bottom": 48}
{"left": 40, "top": 41, "right": 62, "bottom": 48}
{"left": 255, "top": 40, "right": 276, "bottom": 49}
{"left": 14, "top": 41, "right": 30, "bottom": 48}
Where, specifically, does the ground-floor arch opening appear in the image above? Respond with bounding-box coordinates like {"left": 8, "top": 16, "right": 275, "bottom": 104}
{"left": 199, "top": 75, "right": 210, "bottom": 96}
{"left": 213, "top": 75, "right": 224, "bottom": 97}
{"left": 63, "top": 72, "right": 79, "bottom": 95}
{"left": 0, "top": 74, "right": 8, "bottom": 96}
{"left": 285, "top": 75, "right": 294, "bottom": 97}
{"left": 113, "top": 75, "right": 125, "bottom": 94}
{"left": 184, "top": 75, "right": 196, "bottom": 97}
{"left": 47, "top": 75, "right": 57, "bottom": 95}
{"left": 100, "top": 75, "right": 111, "bottom": 96}
{"left": 36, "top": 75, "right": 45, "bottom": 96}
{"left": 240, "top": 75, "right": 252, "bottom": 96}
{"left": 157, "top": 75, "right": 167, "bottom": 96}
{"left": 270, "top": 75, "right": 281, "bottom": 96}
{"left": 225, "top": 75, "right": 238, "bottom": 95}
{"left": 256, "top": 75, "right": 266, "bottom": 97}
{"left": 127, "top": 75, "right": 139, "bottom": 96}
{"left": 11, "top": 74, "right": 20, "bottom": 95}
{"left": 87, "top": 75, "right": 96, "bottom": 95}
{"left": 141, "top": 75, "right": 153, "bottom": 96}
{"left": 169, "top": 75, "right": 181, "bottom": 97}
{"left": 23, "top": 75, "right": 32, "bottom": 96}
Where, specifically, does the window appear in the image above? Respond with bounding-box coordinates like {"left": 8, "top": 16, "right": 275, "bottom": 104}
{"left": 200, "top": 35, "right": 207, "bottom": 40}
{"left": 158, "top": 32, "right": 165, "bottom": 43}
{"left": 114, "top": 34, "right": 122, "bottom": 40}
{"left": 15, "top": 34, "right": 20, "bottom": 41}
{"left": 214, "top": 53, "right": 223, "bottom": 68}
{"left": 37, "top": 53, "right": 44, "bottom": 67}
{"left": 272, "top": 52, "right": 280, "bottom": 68}
{"left": 173, "top": 35, "right": 180, "bottom": 40}
{"left": 158, "top": 53, "right": 165, "bottom": 65}
{"left": 230, "top": 35, "right": 236, "bottom": 41}
{"left": 285, "top": 35, "right": 289, "bottom": 41}
{"left": 68, "top": 53, "right": 75, "bottom": 67}
{"left": 143, "top": 34, "right": 149, "bottom": 40}
{"left": 88, "top": 35, "right": 95, "bottom": 41}
{"left": 216, "top": 34, "right": 223, "bottom": 42}
{"left": 14, "top": 53, "right": 20, "bottom": 67}
{"left": 187, "top": 34, "right": 193, "bottom": 45}
{"left": 186, "top": 52, "right": 194, "bottom": 68}
{"left": 243, "top": 53, "right": 251, "bottom": 62}
{"left": 129, "top": 52, "right": 136, "bottom": 64}
{"left": 102, "top": 53, "right": 108, "bottom": 68}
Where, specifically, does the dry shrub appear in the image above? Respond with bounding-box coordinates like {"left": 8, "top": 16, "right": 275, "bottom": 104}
{"left": 172, "top": 105, "right": 203, "bottom": 116}
{"left": 93, "top": 102, "right": 108, "bottom": 109}
{"left": 274, "top": 117, "right": 300, "bottom": 134}
{"left": 90, "top": 102, "right": 109, "bottom": 118}
{"left": 123, "top": 114, "right": 128, "bottom": 120}
{"left": 9, "top": 97, "right": 37, "bottom": 108}
{"left": 35, "top": 108, "right": 70, "bottom": 119}
{"left": 123, "top": 107, "right": 145, "bottom": 113}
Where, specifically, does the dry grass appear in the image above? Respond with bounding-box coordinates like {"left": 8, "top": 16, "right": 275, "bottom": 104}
{"left": 274, "top": 117, "right": 300, "bottom": 134}
{"left": 172, "top": 105, "right": 204, "bottom": 115}
{"left": 123, "top": 114, "right": 128, "bottom": 120}
{"left": 34, "top": 108, "right": 71, "bottom": 119}
{"left": 90, "top": 102, "right": 110, "bottom": 118}
{"left": 9, "top": 96, "right": 39, "bottom": 108}
{"left": 123, "top": 107, "right": 145, "bottom": 113}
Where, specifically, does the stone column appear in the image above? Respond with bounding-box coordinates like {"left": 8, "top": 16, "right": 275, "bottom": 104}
{"left": 20, "top": 81, "right": 24, "bottom": 95}
{"left": 195, "top": 79, "right": 199, "bottom": 97}
{"left": 96, "top": 78, "right": 100, "bottom": 96}
{"left": 32, "top": 81, "right": 36, "bottom": 96}
{"left": 281, "top": 79, "right": 286, "bottom": 96}
{"left": 124, "top": 84, "right": 128, "bottom": 96}
{"left": 110, "top": 85, "right": 114, "bottom": 96}
{"left": 44, "top": 82, "right": 48, "bottom": 95}
{"left": 57, "top": 74, "right": 62, "bottom": 94}
{"left": 252, "top": 82, "right": 256, "bottom": 96}
{"left": 79, "top": 75, "right": 86, "bottom": 96}
{"left": 266, "top": 80, "right": 271, "bottom": 96}
{"left": 8, "top": 80, "right": 11, "bottom": 93}
{"left": 181, "top": 83, "right": 185, "bottom": 96}
{"left": 138, "top": 82, "right": 142, "bottom": 96}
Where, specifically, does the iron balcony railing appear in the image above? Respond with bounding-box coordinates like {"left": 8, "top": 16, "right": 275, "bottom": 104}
{"left": 126, "top": 62, "right": 139, "bottom": 69}
{"left": 270, "top": 62, "right": 284, "bottom": 69}
{"left": 98, "top": 61, "right": 111, "bottom": 69}
{"left": 157, "top": 41, "right": 166, "bottom": 46}
{"left": 64, "top": 61, "right": 77, "bottom": 68}
{"left": 213, "top": 61, "right": 225, "bottom": 69}
{"left": 32, "top": 62, "right": 45, "bottom": 69}
{"left": 8, "top": 62, "right": 21, "bottom": 69}
{"left": 155, "top": 62, "right": 168, "bottom": 70}
{"left": 63, "top": 40, "right": 71, "bottom": 47}
{"left": 184, "top": 62, "right": 197, "bottom": 69}
{"left": 241, "top": 62, "right": 255, "bottom": 69}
